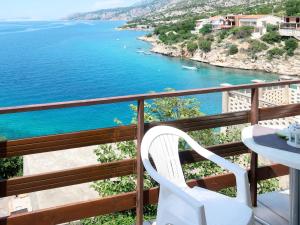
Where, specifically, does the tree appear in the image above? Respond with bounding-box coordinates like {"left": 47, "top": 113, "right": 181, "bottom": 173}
{"left": 285, "top": 0, "right": 300, "bottom": 16}
{"left": 199, "top": 24, "right": 212, "bottom": 35}
{"left": 285, "top": 38, "right": 299, "bottom": 56}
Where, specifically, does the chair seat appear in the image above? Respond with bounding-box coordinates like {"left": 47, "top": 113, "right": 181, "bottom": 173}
{"left": 161, "top": 186, "right": 253, "bottom": 225}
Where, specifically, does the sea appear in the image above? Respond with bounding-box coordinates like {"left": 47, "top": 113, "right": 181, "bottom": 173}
{"left": 0, "top": 20, "right": 278, "bottom": 140}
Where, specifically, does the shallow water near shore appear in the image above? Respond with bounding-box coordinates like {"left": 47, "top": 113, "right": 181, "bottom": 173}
{"left": 0, "top": 20, "right": 278, "bottom": 139}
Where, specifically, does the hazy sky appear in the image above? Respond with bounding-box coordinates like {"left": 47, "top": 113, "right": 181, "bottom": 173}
{"left": 0, "top": 0, "right": 139, "bottom": 20}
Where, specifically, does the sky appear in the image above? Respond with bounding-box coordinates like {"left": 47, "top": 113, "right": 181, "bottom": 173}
{"left": 0, "top": 0, "right": 139, "bottom": 20}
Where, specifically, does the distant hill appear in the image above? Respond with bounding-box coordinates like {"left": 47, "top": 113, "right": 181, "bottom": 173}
{"left": 66, "top": 0, "right": 283, "bottom": 21}
{"left": 67, "top": 0, "right": 174, "bottom": 20}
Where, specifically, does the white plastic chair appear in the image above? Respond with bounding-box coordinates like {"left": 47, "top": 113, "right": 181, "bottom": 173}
{"left": 141, "top": 126, "right": 254, "bottom": 225}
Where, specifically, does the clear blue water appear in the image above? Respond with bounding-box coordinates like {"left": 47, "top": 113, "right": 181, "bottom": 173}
{"left": 0, "top": 20, "right": 278, "bottom": 140}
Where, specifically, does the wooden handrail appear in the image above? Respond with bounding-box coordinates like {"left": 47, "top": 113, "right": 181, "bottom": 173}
{"left": 0, "top": 164, "right": 288, "bottom": 225}
{"left": 0, "top": 142, "right": 248, "bottom": 197}
{"left": 0, "top": 80, "right": 299, "bottom": 225}
{"left": 0, "top": 80, "right": 299, "bottom": 115}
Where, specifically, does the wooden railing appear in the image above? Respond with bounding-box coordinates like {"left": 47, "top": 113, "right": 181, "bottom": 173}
{"left": 1, "top": 80, "right": 300, "bottom": 225}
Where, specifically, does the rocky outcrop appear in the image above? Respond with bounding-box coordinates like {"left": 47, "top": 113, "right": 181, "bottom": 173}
{"left": 141, "top": 36, "right": 300, "bottom": 76}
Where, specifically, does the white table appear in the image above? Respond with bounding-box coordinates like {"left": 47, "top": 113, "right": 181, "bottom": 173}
{"left": 242, "top": 126, "right": 300, "bottom": 225}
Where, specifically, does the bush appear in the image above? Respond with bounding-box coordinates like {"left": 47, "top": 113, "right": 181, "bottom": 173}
{"left": 0, "top": 136, "right": 23, "bottom": 179}
{"left": 199, "top": 24, "right": 212, "bottom": 35}
{"left": 0, "top": 157, "right": 23, "bottom": 179}
{"left": 231, "top": 26, "right": 254, "bottom": 39}
{"left": 285, "top": 0, "right": 300, "bottom": 16}
{"left": 267, "top": 47, "right": 285, "bottom": 59}
{"left": 266, "top": 24, "right": 279, "bottom": 32}
{"left": 248, "top": 40, "right": 268, "bottom": 54}
{"left": 261, "top": 31, "right": 281, "bottom": 44}
{"left": 285, "top": 38, "right": 299, "bottom": 56}
{"left": 198, "top": 39, "right": 212, "bottom": 52}
{"left": 218, "top": 29, "right": 231, "bottom": 41}
{"left": 154, "top": 18, "right": 196, "bottom": 44}
{"left": 187, "top": 41, "right": 198, "bottom": 54}
{"left": 229, "top": 44, "right": 239, "bottom": 55}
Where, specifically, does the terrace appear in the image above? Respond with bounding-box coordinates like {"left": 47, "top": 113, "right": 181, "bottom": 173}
{"left": 1, "top": 80, "right": 300, "bottom": 225}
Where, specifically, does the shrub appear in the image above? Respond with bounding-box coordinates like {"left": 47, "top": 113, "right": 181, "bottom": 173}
{"left": 285, "top": 38, "right": 299, "bottom": 56}
{"left": 198, "top": 39, "right": 212, "bottom": 52}
{"left": 266, "top": 24, "right": 279, "bottom": 32}
{"left": 267, "top": 47, "right": 285, "bottom": 59}
{"left": 0, "top": 157, "right": 23, "bottom": 179}
{"left": 231, "top": 26, "right": 254, "bottom": 39}
{"left": 248, "top": 40, "right": 268, "bottom": 54}
{"left": 285, "top": 0, "right": 300, "bottom": 16}
{"left": 199, "top": 24, "right": 212, "bottom": 35}
{"left": 187, "top": 41, "right": 198, "bottom": 54}
{"left": 261, "top": 31, "right": 281, "bottom": 44}
{"left": 229, "top": 44, "right": 239, "bottom": 55}
{"left": 218, "top": 29, "right": 231, "bottom": 41}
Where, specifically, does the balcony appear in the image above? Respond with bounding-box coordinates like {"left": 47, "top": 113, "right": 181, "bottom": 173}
{"left": 0, "top": 80, "right": 300, "bottom": 225}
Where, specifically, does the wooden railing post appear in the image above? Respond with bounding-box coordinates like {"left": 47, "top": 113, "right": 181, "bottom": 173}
{"left": 250, "top": 88, "right": 259, "bottom": 207}
{"left": 136, "top": 99, "right": 145, "bottom": 225}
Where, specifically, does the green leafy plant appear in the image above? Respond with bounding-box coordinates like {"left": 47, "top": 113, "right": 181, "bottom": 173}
{"left": 266, "top": 24, "right": 279, "bottom": 33}
{"left": 284, "top": 38, "right": 299, "bottom": 56}
{"left": 228, "top": 44, "right": 239, "bottom": 55}
{"left": 231, "top": 26, "right": 254, "bottom": 39}
{"left": 0, "top": 137, "right": 23, "bottom": 179}
{"left": 285, "top": 0, "right": 300, "bottom": 16}
{"left": 267, "top": 47, "right": 285, "bottom": 59}
{"left": 187, "top": 41, "right": 198, "bottom": 54}
{"left": 261, "top": 31, "right": 281, "bottom": 44}
{"left": 248, "top": 40, "right": 268, "bottom": 54}
{"left": 198, "top": 39, "right": 212, "bottom": 53}
{"left": 199, "top": 24, "right": 213, "bottom": 35}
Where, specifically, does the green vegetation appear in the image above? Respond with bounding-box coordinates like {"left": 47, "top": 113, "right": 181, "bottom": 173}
{"left": 0, "top": 157, "right": 23, "bottom": 179}
{"left": 266, "top": 24, "right": 279, "bottom": 33}
{"left": 261, "top": 31, "right": 282, "bottom": 44}
{"left": 218, "top": 29, "right": 231, "bottom": 41}
{"left": 285, "top": 0, "right": 300, "bottom": 16}
{"left": 285, "top": 38, "right": 299, "bottom": 56}
{"left": 82, "top": 91, "right": 280, "bottom": 225}
{"left": 198, "top": 39, "right": 212, "bottom": 53}
{"left": 229, "top": 44, "right": 239, "bottom": 55}
{"left": 248, "top": 40, "right": 268, "bottom": 54}
{"left": 267, "top": 47, "right": 285, "bottom": 59}
{"left": 154, "top": 18, "right": 196, "bottom": 45}
{"left": 0, "top": 136, "right": 23, "bottom": 179}
{"left": 231, "top": 26, "right": 254, "bottom": 39}
{"left": 187, "top": 41, "right": 198, "bottom": 54}
{"left": 199, "top": 24, "right": 212, "bottom": 35}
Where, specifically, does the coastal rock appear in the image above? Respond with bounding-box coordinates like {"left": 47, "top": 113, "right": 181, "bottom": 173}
{"left": 141, "top": 35, "right": 300, "bottom": 76}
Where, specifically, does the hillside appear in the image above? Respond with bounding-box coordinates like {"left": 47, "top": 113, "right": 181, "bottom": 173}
{"left": 67, "top": 0, "right": 282, "bottom": 21}
{"left": 67, "top": 0, "right": 174, "bottom": 20}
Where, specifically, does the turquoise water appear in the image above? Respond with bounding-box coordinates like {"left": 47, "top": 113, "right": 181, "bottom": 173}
{"left": 0, "top": 21, "right": 278, "bottom": 140}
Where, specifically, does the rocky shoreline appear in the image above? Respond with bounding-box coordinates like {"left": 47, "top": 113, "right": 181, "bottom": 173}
{"left": 139, "top": 36, "right": 300, "bottom": 76}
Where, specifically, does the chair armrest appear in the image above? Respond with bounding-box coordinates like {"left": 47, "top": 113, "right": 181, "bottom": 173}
{"left": 182, "top": 134, "right": 251, "bottom": 206}
{"left": 142, "top": 157, "right": 205, "bottom": 209}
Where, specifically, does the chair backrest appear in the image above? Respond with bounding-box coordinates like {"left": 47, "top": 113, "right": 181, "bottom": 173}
{"left": 143, "top": 126, "right": 186, "bottom": 186}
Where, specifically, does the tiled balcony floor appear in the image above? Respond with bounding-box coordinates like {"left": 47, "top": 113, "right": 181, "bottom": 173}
{"left": 145, "top": 190, "right": 289, "bottom": 225}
